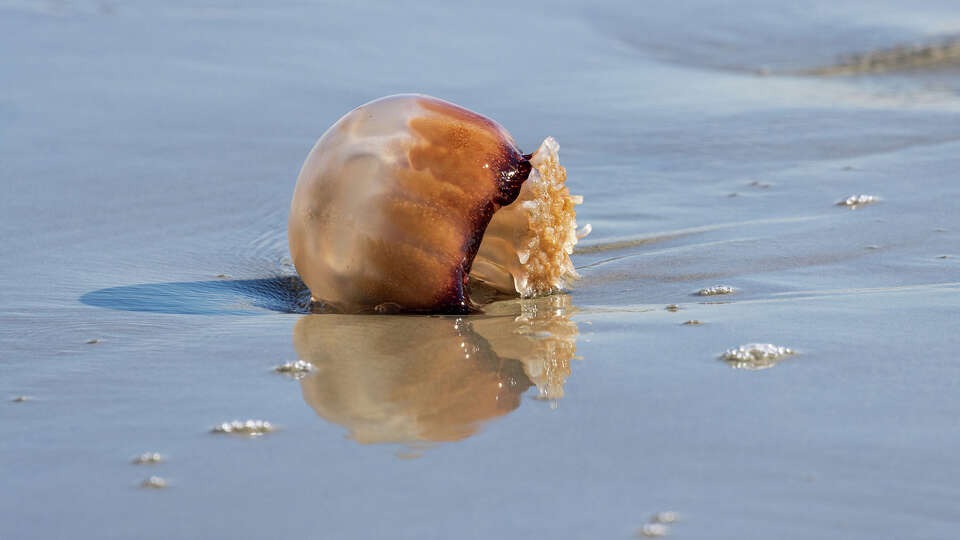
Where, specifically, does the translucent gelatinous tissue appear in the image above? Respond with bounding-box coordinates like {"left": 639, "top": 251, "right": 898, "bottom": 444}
{"left": 288, "top": 94, "right": 587, "bottom": 313}
{"left": 471, "top": 137, "right": 588, "bottom": 298}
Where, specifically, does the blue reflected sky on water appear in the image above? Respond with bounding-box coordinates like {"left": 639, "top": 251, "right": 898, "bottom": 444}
{"left": 2, "top": 1, "right": 960, "bottom": 538}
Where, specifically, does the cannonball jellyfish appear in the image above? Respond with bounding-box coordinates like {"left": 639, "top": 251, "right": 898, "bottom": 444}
{"left": 288, "top": 94, "right": 588, "bottom": 313}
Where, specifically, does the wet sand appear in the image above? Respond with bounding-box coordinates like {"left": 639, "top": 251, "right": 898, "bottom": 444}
{"left": 2, "top": 1, "right": 960, "bottom": 538}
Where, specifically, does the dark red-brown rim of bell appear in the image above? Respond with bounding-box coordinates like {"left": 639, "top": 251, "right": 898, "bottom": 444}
{"left": 422, "top": 147, "right": 532, "bottom": 315}
{"left": 495, "top": 152, "right": 533, "bottom": 207}
{"left": 437, "top": 149, "right": 532, "bottom": 314}
{"left": 464, "top": 148, "right": 532, "bottom": 273}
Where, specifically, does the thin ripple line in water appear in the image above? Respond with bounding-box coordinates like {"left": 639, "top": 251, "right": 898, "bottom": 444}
{"left": 574, "top": 215, "right": 822, "bottom": 254}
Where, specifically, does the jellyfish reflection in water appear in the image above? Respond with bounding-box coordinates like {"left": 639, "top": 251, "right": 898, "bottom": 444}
{"left": 292, "top": 294, "right": 578, "bottom": 446}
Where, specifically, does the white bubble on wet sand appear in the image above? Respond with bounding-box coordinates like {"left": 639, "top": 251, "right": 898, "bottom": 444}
{"left": 721, "top": 343, "right": 796, "bottom": 370}
{"left": 274, "top": 360, "right": 315, "bottom": 378}
{"left": 132, "top": 452, "right": 165, "bottom": 465}
{"left": 650, "top": 511, "right": 680, "bottom": 524}
{"left": 837, "top": 194, "right": 879, "bottom": 209}
{"left": 140, "top": 476, "right": 167, "bottom": 489}
{"left": 636, "top": 523, "right": 670, "bottom": 537}
{"left": 211, "top": 419, "right": 275, "bottom": 436}
{"left": 696, "top": 285, "right": 737, "bottom": 296}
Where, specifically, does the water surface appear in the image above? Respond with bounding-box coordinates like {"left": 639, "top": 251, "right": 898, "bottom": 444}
{"left": 2, "top": 1, "right": 960, "bottom": 538}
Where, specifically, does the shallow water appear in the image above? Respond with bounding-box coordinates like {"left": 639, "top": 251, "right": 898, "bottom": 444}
{"left": 3, "top": 1, "right": 960, "bottom": 538}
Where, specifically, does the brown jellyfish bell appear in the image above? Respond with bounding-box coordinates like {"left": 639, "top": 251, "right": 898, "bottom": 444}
{"left": 293, "top": 294, "right": 578, "bottom": 446}
{"left": 288, "top": 94, "right": 589, "bottom": 313}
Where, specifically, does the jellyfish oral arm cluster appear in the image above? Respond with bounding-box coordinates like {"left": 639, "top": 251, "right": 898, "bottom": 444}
{"left": 288, "top": 94, "right": 587, "bottom": 313}
{"left": 472, "top": 136, "right": 588, "bottom": 298}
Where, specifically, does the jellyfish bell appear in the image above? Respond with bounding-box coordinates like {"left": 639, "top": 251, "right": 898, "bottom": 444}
{"left": 288, "top": 94, "right": 587, "bottom": 313}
